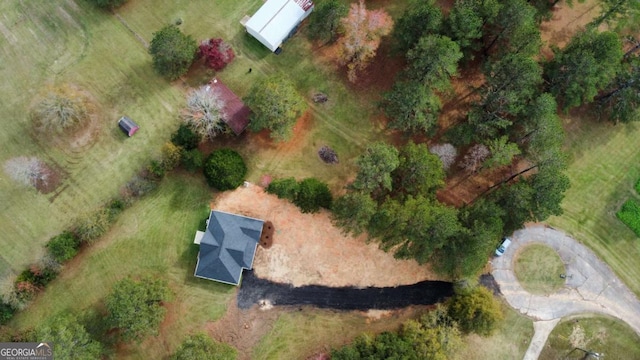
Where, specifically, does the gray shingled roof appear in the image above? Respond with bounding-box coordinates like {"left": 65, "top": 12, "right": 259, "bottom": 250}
{"left": 194, "top": 210, "right": 264, "bottom": 285}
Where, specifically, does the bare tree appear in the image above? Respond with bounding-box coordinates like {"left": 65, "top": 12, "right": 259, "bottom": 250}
{"left": 459, "top": 144, "right": 490, "bottom": 173}
{"left": 31, "top": 85, "right": 88, "bottom": 133}
{"left": 181, "top": 86, "right": 227, "bottom": 141}
{"left": 340, "top": 0, "right": 393, "bottom": 82}
{"left": 4, "top": 156, "right": 50, "bottom": 188}
{"left": 429, "top": 143, "right": 458, "bottom": 171}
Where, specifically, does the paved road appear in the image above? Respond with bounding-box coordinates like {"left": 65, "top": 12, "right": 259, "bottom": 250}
{"left": 492, "top": 225, "right": 640, "bottom": 360}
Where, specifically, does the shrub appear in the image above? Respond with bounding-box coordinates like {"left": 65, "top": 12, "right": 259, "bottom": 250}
{"left": 31, "top": 85, "right": 88, "bottom": 133}
{"left": 617, "top": 199, "right": 640, "bottom": 236}
{"left": 87, "top": 0, "right": 128, "bottom": 9}
{"left": 635, "top": 179, "right": 640, "bottom": 195}
{"left": 161, "top": 142, "right": 183, "bottom": 171}
{"left": 0, "top": 301, "right": 15, "bottom": 325}
{"left": 46, "top": 231, "right": 80, "bottom": 263}
{"left": 182, "top": 149, "right": 204, "bottom": 172}
{"left": 17, "top": 264, "right": 57, "bottom": 288}
{"left": 171, "top": 124, "right": 199, "bottom": 150}
{"left": 294, "top": 178, "right": 333, "bottom": 213}
{"left": 147, "top": 160, "right": 166, "bottom": 180}
{"left": 448, "top": 287, "right": 503, "bottom": 336}
{"left": 266, "top": 177, "right": 299, "bottom": 201}
{"left": 203, "top": 149, "right": 247, "bottom": 191}
{"left": 74, "top": 207, "right": 114, "bottom": 244}
{"left": 199, "top": 38, "right": 235, "bottom": 71}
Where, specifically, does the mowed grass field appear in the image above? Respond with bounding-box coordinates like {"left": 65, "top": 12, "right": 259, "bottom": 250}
{"left": 0, "top": 0, "right": 393, "bottom": 276}
{"left": 549, "top": 115, "right": 640, "bottom": 297}
{"left": 12, "top": 173, "right": 236, "bottom": 359}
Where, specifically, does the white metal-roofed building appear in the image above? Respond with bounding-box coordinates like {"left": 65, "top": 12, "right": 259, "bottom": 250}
{"left": 244, "top": 0, "right": 314, "bottom": 52}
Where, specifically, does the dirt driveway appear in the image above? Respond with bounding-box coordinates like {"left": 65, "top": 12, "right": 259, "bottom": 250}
{"left": 211, "top": 184, "right": 441, "bottom": 288}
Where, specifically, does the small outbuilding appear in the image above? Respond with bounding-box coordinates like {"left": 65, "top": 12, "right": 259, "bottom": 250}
{"left": 244, "top": 0, "right": 314, "bottom": 52}
{"left": 209, "top": 78, "right": 251, "bottom": 135}
{"left": 118, "top": 116, "right": 139, "bottom": 137}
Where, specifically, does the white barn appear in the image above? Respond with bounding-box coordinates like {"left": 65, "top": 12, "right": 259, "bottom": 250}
{"left": 244, "top": 0, "right": 314, "bottom": 52}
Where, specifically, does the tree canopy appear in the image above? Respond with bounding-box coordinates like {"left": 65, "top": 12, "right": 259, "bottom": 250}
{"left": 105, "top": 277, "right": 170, "bottom": 343}
{"left": 405, "top": 34, "right": 462, "bottom": 91}
{"left": 448, "top": 287, "right": 504, "bottom": 336}
{"left": 351, "top": 142, "right": 399, "bottom": 193}
{"left": 382, "top": 80, "right": 441, "bottom": 135}
{"left": 149, "top": 25, "right": 198, "bottom": 80}
{"left": 244, "top": 75, "right": 306, "bottom": 142}
{"left": 181, "top": 87, "right": 227, "bottom": 141}
{"left": 545, "top": 30, "right": 623, "bottom": 111}
{"left": 392, "top": 0, "right": 443, "bottom": 54}
{"left": 37, "top": 314, "right": 103, "bottom": 360}
{"left": 307, "top": 0, "right": 348, "bottom": 44}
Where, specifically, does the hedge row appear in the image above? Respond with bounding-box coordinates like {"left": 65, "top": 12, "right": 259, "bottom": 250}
{"left": 267, "top": 177, "right": 332, "bottom": 213}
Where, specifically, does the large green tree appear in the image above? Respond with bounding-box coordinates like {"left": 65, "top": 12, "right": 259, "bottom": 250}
{"left": 597, "top": 52, "right": 640, "bottom": 123}
{"left": 445, "top": 0, "right": 500, "bottom": 58}
{"left": 392, "top": 0, "right": 443, "bottom": 53}
{"left": 382, "top": 81, "right": 441, "bottom": 134}
{"left": 393, "top": 142, "right": 445, "bottom": 198}
{"left": 448, "top": 287, "right": 504, "bottom": 336}
{"left": 351, "top": 142, "right": 400, "bottom": 194}
{"left": 545, "top": 30, "right": 623, "bottom": 111}
{"left": 405, "top": 35, "right": 462, "bottom": 91}
{"left": 172, "top": 333, "right": 237, "bottom": 360}
{"left": 331, "top": 192, "right": 377, "bottom": 236}
{"left": 434, "top": 199, "right": 505, "bottom": 278}
{"left": 307, "top": 0, "right": 348, "bottom": 44}
{"left": 203, "top": 149, "right": 247, "bottom": 191}
{"left": 244, "top": 75, "right": 306, "bottom": 142}
{"left": 37, "top": 314, "right": 103, "bottom": 360}
{"left": 149, "top": 25, "right": 198, "bottom": 80}
{"left": 370, "top": 196, "right": 461, "bottom": 264}
{"left": 483, "top": 0, "right": 541, "bottom": 56}
{"left": 105, "top": 277, "right": 170, "bottom": 343}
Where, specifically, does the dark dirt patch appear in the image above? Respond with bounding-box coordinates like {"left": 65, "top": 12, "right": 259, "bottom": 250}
{"left": 260, "top": 221, "right": 274, "bottom": 249}
{"left": 237, "top": 271, "right": 453, "bottom": 310}
{"left": 479, "top": 273, "right": 502, "bottom": 296}
{"left": 35, "top": 162, "right": 64, "bottom": 195}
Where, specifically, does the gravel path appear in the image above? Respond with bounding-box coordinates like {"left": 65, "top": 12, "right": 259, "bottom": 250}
{"left": 492, "top": 225, "right": 640, "bottom": 360}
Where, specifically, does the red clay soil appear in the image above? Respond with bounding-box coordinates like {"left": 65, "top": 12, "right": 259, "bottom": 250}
{"left": 437, "top": 159, "right": 535, "bottom": 207}
{"left": 244, "top": 110, "right": 314, "bottom": 153}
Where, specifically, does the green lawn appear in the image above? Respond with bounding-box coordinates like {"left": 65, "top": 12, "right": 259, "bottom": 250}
{"left": 11, "top": 173, "right": 234, "bottom": 359}
{"left": 549, "top": 116, "right": 640, "bottom": 297}
{"left": 453, "top": 300, "right": 534, "bottom": 360}
{"left": 0, "top": 0, "right": 395, "bottom": 277}
{"left": 539, "top": 314, "right": 640, "bottom": 360}
{"left": 514, "top": 244, "right": 565, "bottom": 295}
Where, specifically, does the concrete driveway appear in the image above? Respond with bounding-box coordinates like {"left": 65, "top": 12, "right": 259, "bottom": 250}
{"left": 491, "top": 225, "right": 640, "bottom": 359}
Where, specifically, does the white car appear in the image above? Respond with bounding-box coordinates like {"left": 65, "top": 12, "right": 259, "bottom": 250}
{"left": 495, "top": 237, "right": 512, "bottom": 256}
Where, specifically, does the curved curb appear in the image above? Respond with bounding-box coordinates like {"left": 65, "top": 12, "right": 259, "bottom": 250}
{"left": 491, "top": 225, "right": 640, "bottom": 359}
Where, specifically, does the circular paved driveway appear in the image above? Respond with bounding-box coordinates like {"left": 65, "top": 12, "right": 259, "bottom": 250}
{"left": 491, "top": 225, "right": 640, "bottom": 359}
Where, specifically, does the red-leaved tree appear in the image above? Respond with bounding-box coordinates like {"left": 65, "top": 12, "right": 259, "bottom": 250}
{"left": 340, "top": 0, "right": 393, "bottom": 82}
{"left": 199, "top": 38, "right": 235, "bottom": 71}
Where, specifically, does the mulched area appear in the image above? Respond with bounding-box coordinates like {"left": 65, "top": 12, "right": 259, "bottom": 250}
{"left": 237, "top": 271, "right": 453, "bottom": 310}
{"left": 260, "top": 221, "right": 274, "bottom": 249}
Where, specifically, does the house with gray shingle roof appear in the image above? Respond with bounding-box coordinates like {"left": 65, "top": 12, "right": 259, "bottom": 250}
{"left": 194, "top": 210, "right": 264, "bottom": 285}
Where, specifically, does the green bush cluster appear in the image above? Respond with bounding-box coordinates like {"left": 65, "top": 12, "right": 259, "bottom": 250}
{"left": 617, "top": 199, "right": 640, "bottom": 236}
{"left": 0, "top": 301, "right": 15, "bottom": 325}
{"left": 267, "top": 177, "right": 332, "bottom": 213}
{"left": 87, "top": 0, "right": 128, "bottom": 9}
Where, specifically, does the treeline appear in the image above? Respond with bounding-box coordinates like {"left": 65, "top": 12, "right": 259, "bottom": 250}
{"left": 331, "top": 286, "right": 503, "bottom": 359}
